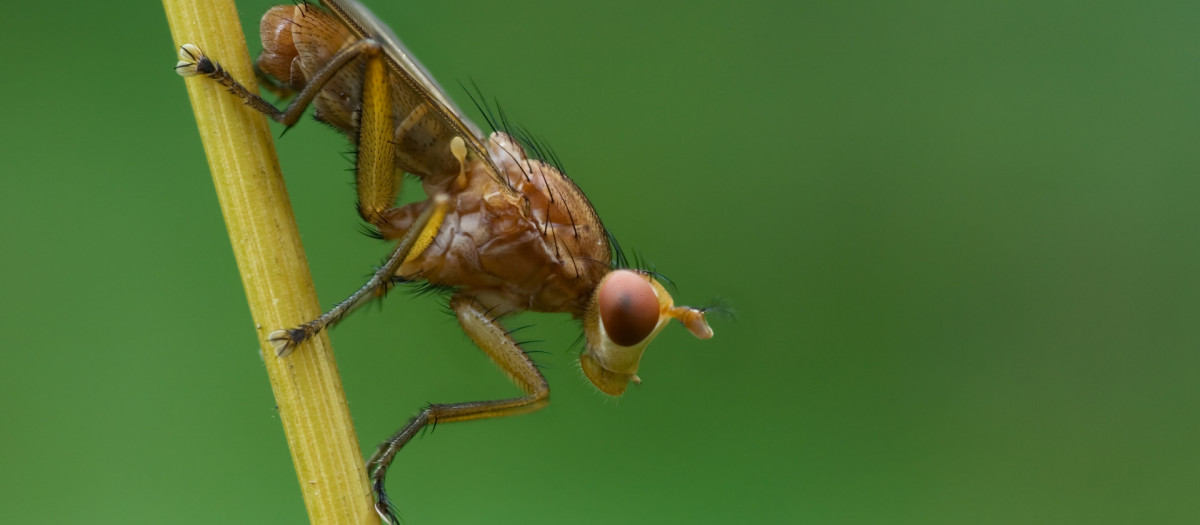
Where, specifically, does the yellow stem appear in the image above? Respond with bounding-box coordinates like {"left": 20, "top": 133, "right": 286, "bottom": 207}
{"left": 162, "top": 1, "right": 379, "bottom": 523}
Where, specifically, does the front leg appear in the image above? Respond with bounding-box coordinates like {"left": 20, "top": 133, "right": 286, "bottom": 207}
{"left": 367, "top": 293, "right": 551, "bottom": 524}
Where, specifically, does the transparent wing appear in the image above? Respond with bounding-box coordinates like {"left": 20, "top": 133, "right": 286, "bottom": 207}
{"left": 323, "top": 0, "right": 506, "bottom": 186}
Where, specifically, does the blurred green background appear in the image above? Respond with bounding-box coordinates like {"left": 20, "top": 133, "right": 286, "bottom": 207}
{"left": 1, "top": 0, "right": 1196, "bottom": 523}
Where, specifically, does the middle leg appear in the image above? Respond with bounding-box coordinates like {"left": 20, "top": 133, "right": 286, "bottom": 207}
{"left": 270, "top": 50, "right": 467, "bottom": 354}
{"left": 267, "top": 193, "right": 448, "bottom": 356}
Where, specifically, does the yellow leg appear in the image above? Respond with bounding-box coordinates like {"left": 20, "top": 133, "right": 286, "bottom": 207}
{"left": 355, "top": 49, "right": 399, "bottom": 224}
{"left": 268, "top": 195, "right": 450, "bottom": 355}
{"left": 366, "top": 294, "right": 550, "bottom": 523}
{"left": 176, "top": 41, "right": 403, "bottom": 227}
{"left": 401, "top": 196, "right": 448, "bottom": 265}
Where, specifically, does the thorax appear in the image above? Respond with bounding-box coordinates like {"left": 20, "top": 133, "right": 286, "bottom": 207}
{"left": 396, "top": 134, "right": 611, "bottom": 316}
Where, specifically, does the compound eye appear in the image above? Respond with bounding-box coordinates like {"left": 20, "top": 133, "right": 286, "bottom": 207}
{"left": 598, "top": 270, "right": 660, "bottom": 347}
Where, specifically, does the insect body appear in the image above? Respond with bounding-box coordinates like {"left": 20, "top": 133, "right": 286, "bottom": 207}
{"left": 175, "top": 1, "right": 713, "bottom": 521}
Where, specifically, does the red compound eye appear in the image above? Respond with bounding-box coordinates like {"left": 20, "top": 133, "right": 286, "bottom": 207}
{"left": 598, "top": 270, "right": 660, "bottom": 347}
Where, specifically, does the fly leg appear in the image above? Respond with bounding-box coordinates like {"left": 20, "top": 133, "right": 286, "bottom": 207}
{"left": 366, "top": 294, "right": 551, "bottom": 524}
{"left": 267, "top": 50, "right": 481, "bottom": 355}
{"left": 265, "top": 49, "right": 449, "bottom": 355}
{"left": 174, "top": 39, "right": 380, "bottom": 127}
{"left": 178, "top": 38, "right": 413, "bottom": 356}
{"left": 266, "top": 193, "right": 447, "bottom": 356}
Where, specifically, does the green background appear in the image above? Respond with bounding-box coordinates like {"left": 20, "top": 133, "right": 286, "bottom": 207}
{"left": 1, "top": 0, "right": 1196, "bottom": 523}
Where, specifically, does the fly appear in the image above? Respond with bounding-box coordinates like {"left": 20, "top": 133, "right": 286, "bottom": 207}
{"left": 174, "top": 1, "right": 713, "bottom": 521}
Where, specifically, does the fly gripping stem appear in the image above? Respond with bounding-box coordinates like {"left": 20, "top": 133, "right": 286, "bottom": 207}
{"left": 267, "top": 195, "right": 450, "bottom": 356}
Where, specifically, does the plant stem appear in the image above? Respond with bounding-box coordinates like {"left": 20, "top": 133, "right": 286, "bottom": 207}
{"left": 162, "top": 1, "right": 378, "bottom": 523}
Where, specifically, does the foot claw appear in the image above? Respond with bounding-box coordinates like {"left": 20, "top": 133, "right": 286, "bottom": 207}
{"left": 372, "top": 480, "right": 401, "bottom": 525}
{"left": 174, "top": 43, "right": 215, "bottom": 77}
{"left": 267, "top": 328, "right": 304, "bottom": 357}
{"left": 374, "top": 502, "right": 395, "bottom": 525}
